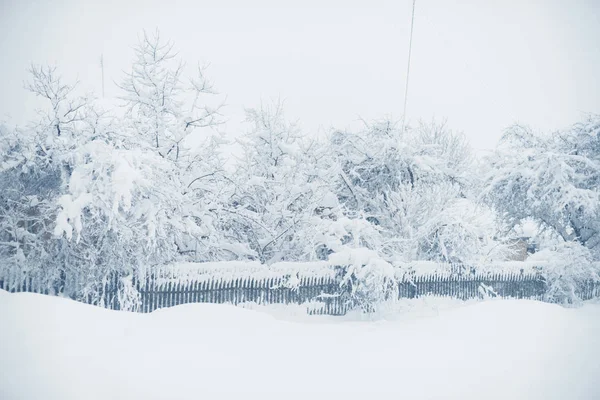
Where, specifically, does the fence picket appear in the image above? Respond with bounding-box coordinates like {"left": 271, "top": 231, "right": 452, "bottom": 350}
{"left": 156, "top": 280, "right": 161, "bottom": 310}
{"left": 219, "top": 279, "right": 225, "bottom": 304}
{"left": 184, "top": 280, "right": 189, "bottom": 305}
{"left": 223, "top": 279, "right": 229, "bottom": 304}
{"left": 254, "top": 278, "right": 259, "bottom": 305}
{"left": 158, "top": 280, "right": 164, "bottom": 310}
{"left": 260, "top": 278, "right": 266, "bottom": 305}
{"left": 213, "top": 279, "right": 219, "bottom": 304}
{"left": 211, "top": 279, "right": 216, "bottom": 303}
{"left": 162, "top": 280, "right": 168, "bottom": 309}
{"left": 189, "top": 280, "right": 195, "bottom": 304}
{"left": 149, "top": 274, "right": 155, "bottom": 312}
{"left": 217, "top": 279, "right": 222, "bottom": 303}
{"left": 230, "top": 279, "right": 236, "bottom": 304}
{"left": 231, "top": 278, "right": 237, "bottom": 305}
{"left": 180, "top": 281, "right": 186, "bottom": 306}
{"left": 173, "top": 281, "right": 179, "bottom": 307}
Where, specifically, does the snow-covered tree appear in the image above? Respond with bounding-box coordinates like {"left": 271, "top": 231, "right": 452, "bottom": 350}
{"left": 0, "top": 61, "right": 229, "bottom": 303}
{"left": 119, "top": 29, "right": 224, "bottom": 162}
{"left": 0, "top": 66, "right": 103, "bottom": 294}
{"left": 0, "top": 121, "right": 58, "bottom": 285}
{"left": 528, "top": 242, "right": 600, "bottom": 304}
{"left": 224, "top": 101, "right": 345, "bottom": 263}
{"left": 329, "top": 119, "right": 511, "bottom": 263}
{"left": 483, "top": 116, "right": 600, "bottom": 258}
{"left": 119, "top": 30, "right": 232, "bottom": 262}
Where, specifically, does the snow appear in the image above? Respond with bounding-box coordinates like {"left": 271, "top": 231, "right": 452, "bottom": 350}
{"left": 320, "top": 191, "right": 339, "bottom": 208}
{"left": 1, "top": 290, "right": 599, "bottom": 400}
{"left": 391, "top": 259, "right": 551, "bottom": 279}
{"left": 159, "top": 260, "right": 548, "bottom": 285}
{"left": 157, "top": 260, "right": 335, "bottom": 285}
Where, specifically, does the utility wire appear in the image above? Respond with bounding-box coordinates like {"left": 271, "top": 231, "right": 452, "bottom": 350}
{"left": 100, "top": 54, "right": 105, "bottom": 99}
{"left": 402, "top": 0, "right": 416, "bottom": 131}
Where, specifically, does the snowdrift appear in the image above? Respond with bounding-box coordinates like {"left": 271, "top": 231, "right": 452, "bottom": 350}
{"left": 0, "top": 290, "right": 599, "bottom": 400}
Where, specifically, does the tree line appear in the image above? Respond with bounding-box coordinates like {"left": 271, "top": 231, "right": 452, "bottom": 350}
{"left": 1, "top": 31, "right": 598, "bottom": 303}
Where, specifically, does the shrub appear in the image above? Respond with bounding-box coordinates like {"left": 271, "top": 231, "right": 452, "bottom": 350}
{"left": 329, "top": 248, "right": 397, "bottom": 312}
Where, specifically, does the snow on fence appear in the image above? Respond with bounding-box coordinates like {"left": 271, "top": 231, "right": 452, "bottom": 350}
{"left": 3, "top": 266, "right": 598, "bottom": 315}
{"left": 134, "top": 274, "right": 345, "bottom": 315}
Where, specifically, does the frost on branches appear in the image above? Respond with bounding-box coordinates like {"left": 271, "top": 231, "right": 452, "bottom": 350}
{"left": 118, "top": 30, "right": 232, "bottom": 262}
{"left": 329, "top": 119, "right": 511, "bottom": 264}
{"left": 224, "top": 101, "right": 343, "bottom": 263}
{"left": 119, "top": 29, "right": 224, "bottom": 163}
{"left": 0, "top": 65, "right": 102, "bottom": 296}
{"left": 329, "top": 247, "right": 397, "bottom": 313}
{"left": 527, "top": 242, "right": 600, "bottom": 305}
{"left": 482, "top": 117, "right": 600, "bottom": 302}
{"left": 0, "top": 36, "right": 229, "bottom": 301}
{"left": 484, "top": 117, "right": 600, "bottom": 260}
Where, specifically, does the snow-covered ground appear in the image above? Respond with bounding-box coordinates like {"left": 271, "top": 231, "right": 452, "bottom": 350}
{"left": 1, "top": 290, "right": 599, "bottom": 400}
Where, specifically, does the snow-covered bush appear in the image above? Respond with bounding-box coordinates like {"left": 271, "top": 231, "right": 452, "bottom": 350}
{"left": 528, "top": 242, "right": 600, "bottom": 305}
{"left": 329, "top": 119, "right": 511, "bottom": 263}
{"left": 119, "top": 29, "right": 232, "bottom": 262}
{"left": 0, "top": 66, "right": 101, "bottom": 295}
{"left": 329, "top": 248, "right": 397, "bottom": 313}
{"left": 483, "top": 116, "right": 600, "bottom": 258}
{"left": 117, "top": 275, "right": 142, "bottom": 312}
{"left": 224, "top": 101, "right": 343, "bottom": 263}
{"left": 0, "top": 37, "right": 230, "bottom": 301}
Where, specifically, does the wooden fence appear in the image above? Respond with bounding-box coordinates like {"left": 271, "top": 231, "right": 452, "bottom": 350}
{"left": 4, "top": 270, "right": 596, "bottom": 315}
{"left": 135, "top": 275, "right": 345, "bottom": 314}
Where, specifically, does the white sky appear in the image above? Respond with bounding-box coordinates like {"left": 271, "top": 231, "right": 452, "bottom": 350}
{"left": 1, "top": 0, "right": 599, "bottom": 150}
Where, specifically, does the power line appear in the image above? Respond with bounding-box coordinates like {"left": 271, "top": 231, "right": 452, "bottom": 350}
{"left": 402, "top": 0, "right": 416, "bottom": 131}
{"left": 100, "top": 54, "right": 105, "bottom": 99}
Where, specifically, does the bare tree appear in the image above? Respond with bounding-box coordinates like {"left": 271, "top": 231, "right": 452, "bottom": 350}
{"left": 119, "top": 29, "right": 224, "bottom": 163}
{"left": 26, "top": 65, "right": 91, "bottom": 138}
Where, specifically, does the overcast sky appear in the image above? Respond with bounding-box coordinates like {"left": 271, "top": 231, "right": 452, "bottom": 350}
{"left": 1, "top": 0, "right": 599, "bottom": 150}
